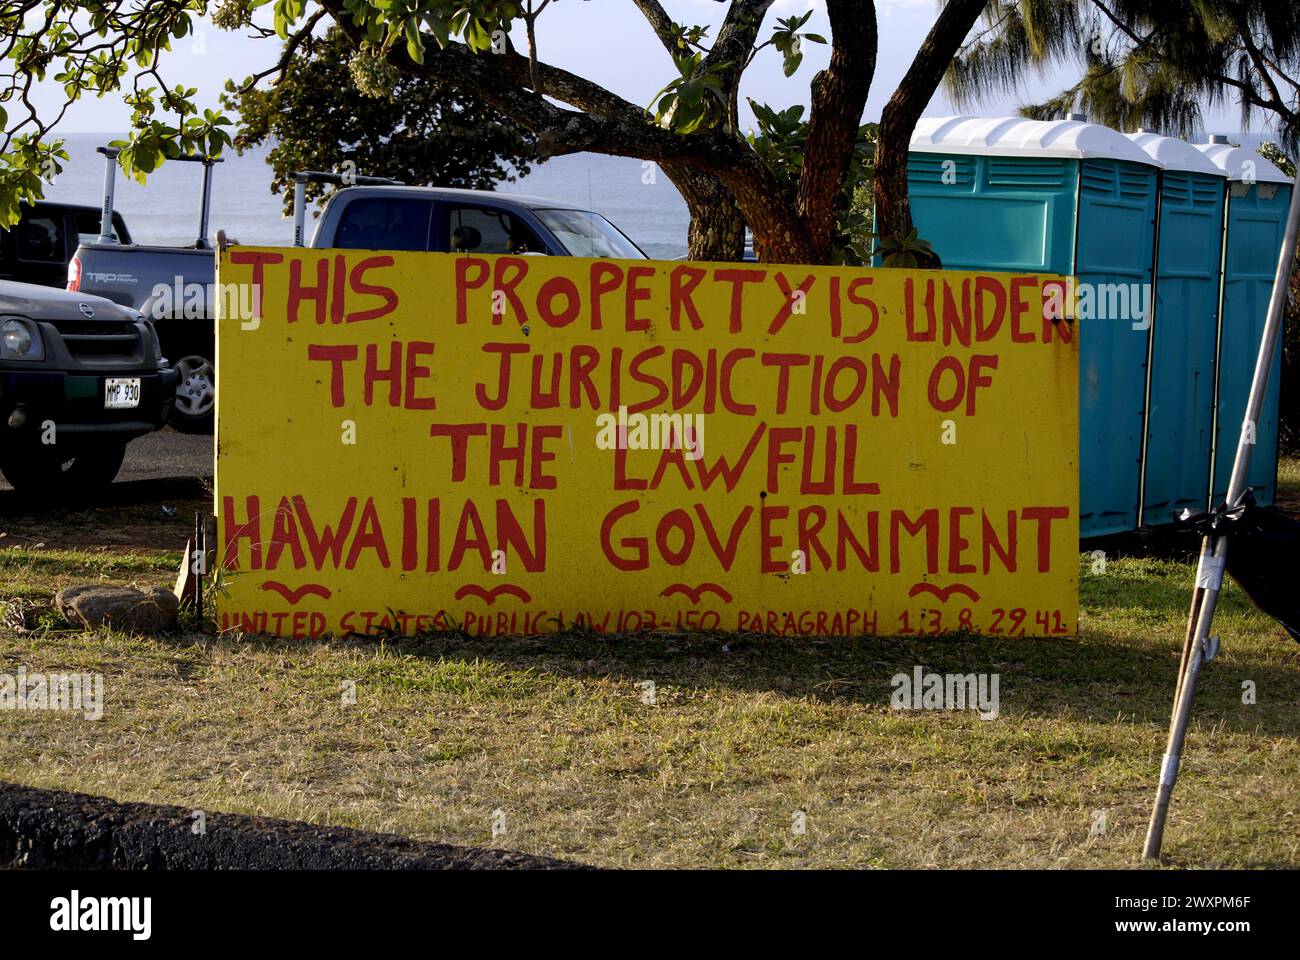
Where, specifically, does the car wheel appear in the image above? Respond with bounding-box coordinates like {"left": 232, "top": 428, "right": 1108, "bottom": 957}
{"left": 169, "top": 353, "right": 216, "bottom": 435}
{"left": 0, "top": 441, "right": 127, "bottom": 497}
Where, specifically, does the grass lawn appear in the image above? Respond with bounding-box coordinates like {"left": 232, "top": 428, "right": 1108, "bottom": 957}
{"left": 1, "top": 469, "right": 1298, "bottom": 869}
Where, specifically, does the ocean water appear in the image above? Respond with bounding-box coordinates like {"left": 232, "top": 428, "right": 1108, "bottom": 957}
{"left": 43, "top": 130, "right": 1279, "bottom": 259}
{"left": 43, "top": 132, "right": 692, "bottom": 259}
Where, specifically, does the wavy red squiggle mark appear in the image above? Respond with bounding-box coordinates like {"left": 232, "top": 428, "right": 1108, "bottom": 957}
{"left": 261, "top": 581, "right": 333, "bottom": 604}
{"left": 908, "top": 582, "right": 981, "bottom": 603}
{"left": 454, "top": 583, "right": 533, "bottom": 605}
{"left": 661, "top": 582, "right": 733, "bottom": 605}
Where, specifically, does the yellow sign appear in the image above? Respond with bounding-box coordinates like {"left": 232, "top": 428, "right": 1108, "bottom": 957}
{"left": 215, "top": 247, "right": 1078, "bottom": 639}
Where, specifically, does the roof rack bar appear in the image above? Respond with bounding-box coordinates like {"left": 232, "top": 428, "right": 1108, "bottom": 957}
{"left": 292, "top": 170, "right": 403, "bottom": 187}
{"left": 95, "top": 146, "right": 120, "bottom": 244}
{"left": 290, "top": 170, "right": 405, "bottom": 247}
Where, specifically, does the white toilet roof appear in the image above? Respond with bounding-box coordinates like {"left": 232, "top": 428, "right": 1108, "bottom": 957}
{"left": 911, "top": 115, "right": 1160, "bottom": 166}
{"left": 1125, "top": 131, "right": 1226, "bottom": 176}
{"left": 1193, "top": 142, "right": 1291, "bottom": 184}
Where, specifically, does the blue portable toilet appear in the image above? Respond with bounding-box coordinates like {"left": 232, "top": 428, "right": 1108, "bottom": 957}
{"left": 1195, "top": 138, "right": 1292, "bottom": 508}
{"left": 907, "top": 116, "right": 1161, "bottom": 536}
{"left": 1124, "top": 131, "right": 1226, "bottom": 525}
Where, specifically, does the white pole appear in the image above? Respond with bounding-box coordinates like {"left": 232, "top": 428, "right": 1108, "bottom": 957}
{"left": 1143, "top": 165, "right": 1300, "bottom": 859}
{"left": 96, "top": 146, "right": 120, "bottom": 244}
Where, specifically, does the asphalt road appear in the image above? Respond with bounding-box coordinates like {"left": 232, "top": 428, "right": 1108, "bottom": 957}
{"left": 0, "top": 427, "right": 211, "bottom": 491}
{"left": 115, "top": 428, "right": 213, "bottom": 483}
{"left": 1, "top": 781, "right": 585, "bottom": 869}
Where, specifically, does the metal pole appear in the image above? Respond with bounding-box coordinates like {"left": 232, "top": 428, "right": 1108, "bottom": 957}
{"left": 194, "top": 511, "right": 206, "bottom": 623}
{"left": 197, "top": 161, "right": 214, "bottom": 249}
{"left": 1144, "top": 626, "right": 1217, "bottom": 856}
{"left": 1143, "top": 166, "right": 1300, "bottom": 859}
{"left": 95, "top": 146, "right": 120, "bottom": 244}
{"left": 1171, "top": 584, "right": 1204, "bottom": 721}
{"left": 1143, "top": 554, "right": 1221, "bottom": 859}
{"left": 293, "top": 177, "right": 307, "bottom": 247}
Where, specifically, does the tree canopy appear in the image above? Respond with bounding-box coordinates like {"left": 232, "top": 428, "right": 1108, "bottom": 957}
{"left": 223, "top": 26, "right": 537, "bottom": 218}
{"left": 948, "top": 1, "right": 1300, "bottom": 150}
{"left": 0, "top": 0, "right": 997, "bottom": 264}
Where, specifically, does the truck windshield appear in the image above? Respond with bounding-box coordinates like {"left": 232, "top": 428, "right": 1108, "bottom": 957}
{"left": 534, "top": 209, "right": 645, "bottom": 259}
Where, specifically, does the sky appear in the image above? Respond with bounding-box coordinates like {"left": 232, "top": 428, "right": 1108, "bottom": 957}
{"left": 29, "top": 0, "right": 1249, "bottom": 137}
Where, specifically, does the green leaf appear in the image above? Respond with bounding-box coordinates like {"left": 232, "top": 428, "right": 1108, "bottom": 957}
{"left": 425, "top": 13, "right": 451, "bottom": 49}
{"left": 405, "top": 18, "right": 425, "bottom": 64}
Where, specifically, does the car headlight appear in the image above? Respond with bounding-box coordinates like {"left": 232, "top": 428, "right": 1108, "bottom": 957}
{"left": 0, "top": 318, "right": 43, "bottom": 360}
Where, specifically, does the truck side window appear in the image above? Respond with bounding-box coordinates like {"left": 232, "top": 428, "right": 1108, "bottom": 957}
{"left": 73, "top": 209, "right": 126, "bottom": 244}
{"left": 446, "top": 206, "right": 545, "bottom": 255}
{"left": 17, "top": 215, "right": 64, "bottom": 262}
{"left": 335, "top": 197, "right": 433, "bottom": 251}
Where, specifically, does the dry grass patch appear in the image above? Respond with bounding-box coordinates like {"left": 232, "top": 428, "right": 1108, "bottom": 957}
{"left": 1, "top": 537, "right": 1297, "bottom": 868}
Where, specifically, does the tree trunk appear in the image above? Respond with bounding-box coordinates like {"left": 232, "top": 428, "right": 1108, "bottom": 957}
{"left": 664, "top": 166, "right": 747, "bottom": 262}
{"left": 795, "top": 0, "right": 877, "bottom": 263}
{"left": 729, "top": 192, "right": 816, "bottom": 262}
{"left": 872, "top": 125, "right": 912, "bottom": 253}
{"left": 708, "top": 149, "right": 821, "bottom": 263}
{"left": 669, "top": 162, "right": 820, "bottom": 266}
{"left": 875, "top": 0, "right": 989, "bottom": 263}
{"left": 874, "top": 113, "right": 923, "bottom": 260}
{"left": 684, "top": 187, "right": 746, "bottom": 263}
{"left": 667, "top": 154, "right": 819, "bottom": 264}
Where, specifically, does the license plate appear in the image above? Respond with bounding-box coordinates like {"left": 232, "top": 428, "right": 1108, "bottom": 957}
{"left": 104, "top": 377, "right": 141, "bottom": 409}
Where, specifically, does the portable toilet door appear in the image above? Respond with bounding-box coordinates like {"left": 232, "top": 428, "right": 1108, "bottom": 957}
{"left": 1195, "top": 138, "right": 1293, "bottom": 507}
{"left": 907, "top": 116, "right": 1161, "bottom": 536}
{"left": 1125, "top": 132, "right": 1227, "bottom": 525}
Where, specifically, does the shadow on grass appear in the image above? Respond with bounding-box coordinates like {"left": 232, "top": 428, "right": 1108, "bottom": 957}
{"left": 0, "top": 477, "right": 208, "bottom": 551}
{"left": 0, "top": 475, "right": 208, "bottom": 516}
{"left": 6, "top": 469, "right": 1294, "bottom": 740}
{"left": 181, "top": 608, "right": 1300, "bottom": 739}
{"left": 177, "top": 546, "right": 1299, "bottom": 738}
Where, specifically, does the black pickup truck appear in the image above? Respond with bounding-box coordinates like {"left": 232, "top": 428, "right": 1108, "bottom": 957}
{"left": 1, "top": 200, "right": 130, "bottom": 289}
{"left": 0, "top": 279, "right": 176, "bottom": 494}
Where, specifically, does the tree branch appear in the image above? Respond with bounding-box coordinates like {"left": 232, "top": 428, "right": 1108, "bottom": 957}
{"left": 318, "top": 1, "right": 771, "bottom": 177}
{"left": 1225, "top": 4, "right": 1297, "bottom": 126}
{"left": 318, "top": 0, "right": 812, "bottom": 259}
{"left": 794, "top": 0, "right": 876, "bottom": 258}
{"left": 704, "top": 0, "right": 775, "bottom": 88}
{"left": 237, "top": 8, "right": 325, "bottom": 92}
{"left": 630, "top": 0, "right": 680, "bottom": 55}
{"left": 1087, "top": 0, "right": 1147, "bottom": 49}
{"left": 876, "top": 0, "right": 990, "bottom": 254}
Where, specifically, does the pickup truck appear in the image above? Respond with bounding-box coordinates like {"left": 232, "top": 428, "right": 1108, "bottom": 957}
{"left": 1, "top": 200, "right": 130, "bottom": 288}
{"left": 0, "top": 279, "right": 176, "bottom": 494}
{"left": 69, "top": 164, "right": 647, "bottom": 435}
{"left": 66, "top": 146, "right": 221, "bottom": 434}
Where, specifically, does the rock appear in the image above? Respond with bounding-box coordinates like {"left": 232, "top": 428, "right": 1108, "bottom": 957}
{"left": 55, "top": 585, "right": 179, "bottom": 633}
{"left": 2, "top": 598, "right": 50, "bottom": 633}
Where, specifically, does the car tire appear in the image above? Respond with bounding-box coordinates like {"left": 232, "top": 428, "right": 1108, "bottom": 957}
{"left": 169, "top": 352, "right": 216, "bottom": 435}
{"left": 0, "top": 440, "right": 127, "bottom": 497}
